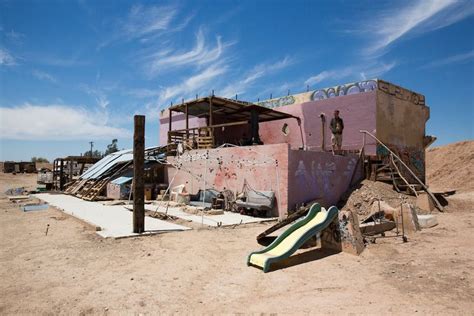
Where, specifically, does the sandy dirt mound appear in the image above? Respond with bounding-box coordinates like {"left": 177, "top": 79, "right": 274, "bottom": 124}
{"left": 426, "top": 140, "right": 474, "bottom": 192}
{"left": 340, "top": 180, "right": 416, "bottom": 217}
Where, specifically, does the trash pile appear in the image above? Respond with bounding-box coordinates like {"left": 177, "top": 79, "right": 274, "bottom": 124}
{"left": 157, "top": 181, "right": 276, "bottom": 218}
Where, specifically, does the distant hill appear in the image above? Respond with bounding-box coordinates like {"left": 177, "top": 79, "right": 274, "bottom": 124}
{"left": 426, "top": 140, "right": 474, "bottom": 192}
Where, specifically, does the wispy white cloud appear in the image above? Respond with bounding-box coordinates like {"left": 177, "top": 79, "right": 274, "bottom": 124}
{"left": 156, "top": 63, "right": 228, "bottom": 107}
{"left": 364, "top": 0, "right": 474, "bottom": 56}
{"left": 146, "top": 28, "right": 233, "bottom": 75}
{"left": 0, "top": 104, "right": 131, "bottom": 140}
{"left": 80, "top": 84, "right": 110, "bottom": 109}
{"left": 305, "top": 62, "right": 396, "bottom": 87}
{"left": 0, "top": 48, "right": 16, "bottom": 66}
{"left": 32, "top": 69, "right": 57, "bottom": 83}
{"left": 97, "top": 4, "right": 192, "bottom": 50}
{"left": 4, "top": 29, "right": 25, "bottom": 43}
{"left": 96, "top": 95, "right": 110, "bottom": 109}
{"left": 219, "top": 56, "right": 293, "bottom": 97}
{"left": 37, "top": 55, "right": 88, "bottom": 67}
{"left": 305, "top": 71, "right": 333, "bottom": 86}
{"left": 124, "top": 4, "right": 178, "bottom": 40}
{"left": 126, "top": 88, "right": 160, "bottom": 98}
{"left": 420, "top": 50, "right": 474, "bottom": 69}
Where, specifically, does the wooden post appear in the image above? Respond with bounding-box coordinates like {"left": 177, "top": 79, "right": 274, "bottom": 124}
{"left": 320, "top": 114, "right": 326, "bottom": 151}
{"left": 168, "top": 109, "right": 172, "bottom": 144}
{"left": 185, "top": 104, "right": 189, "bottom": 140}
{"left": 209, "top": 97, "right": 213, "bottom": 144}
{"left": 209, "top": 97, "right": 213, "bottom": 125}
{"left": 69, "top": 159, "right": 73, "bottom": 182}
{"left": 168, "top": 109, "right": 173, "bottom": 131}
{"left": 133, "top": 115, "right": 145, "bottom": 234}
{"left": 59, "top": 159, "right": 64, "bottom": 191}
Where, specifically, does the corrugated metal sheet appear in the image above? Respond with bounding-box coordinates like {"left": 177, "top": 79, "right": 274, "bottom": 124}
{"left": 80, "top": 149, "right": 132, "bottom": 180}
{"left": 79, "top": 146, "right": 162, "bottom": 180}
{"left": 111, "top": 176, "right": 133, "bottom": 185}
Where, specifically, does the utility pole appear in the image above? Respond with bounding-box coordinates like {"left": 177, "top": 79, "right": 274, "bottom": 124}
{"left": 89, "top": 141, "right": 94, "bottom": 157}
{"left": 133, "top": 115, "right": 145, "bottom": 233}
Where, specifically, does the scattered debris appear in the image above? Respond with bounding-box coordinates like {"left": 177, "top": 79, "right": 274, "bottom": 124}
{"left": 8, "top": 195, "right": 30, "bottom": 202}
{"left": 21, "top": 203, "right": 49, "bottom": 212}
{"left": 235, "top": 189, "right": 275, "bottom": 217}
{"left": 359, "top": 221, "right": 396, "bottom": 236}
{"left": 5, "top": 187, "right": 27, "bottom": 196}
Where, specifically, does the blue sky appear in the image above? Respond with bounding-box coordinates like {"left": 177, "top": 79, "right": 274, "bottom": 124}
{"left": 0, "top": 0, "right": 473, "bottom": 161}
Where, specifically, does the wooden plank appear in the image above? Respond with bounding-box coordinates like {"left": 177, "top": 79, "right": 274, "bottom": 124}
{"left": 256, "top": 206, "right": 309, "bottom": 242}
{"left": 133, "top": 115, "right": 145, "bottom": 233}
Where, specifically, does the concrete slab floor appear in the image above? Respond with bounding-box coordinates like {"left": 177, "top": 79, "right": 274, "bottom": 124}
{"left": 145, "top": 204, "right": 277, "bottom": 227}
{"left": 33, "top": 193, "right": 191, "bottom": 238}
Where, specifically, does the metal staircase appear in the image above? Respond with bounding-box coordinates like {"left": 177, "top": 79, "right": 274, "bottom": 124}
{"left": 360, "top": 130, "right": 444, "bottom": 211}
{"left": 373, "top": 155, "right": 423, "bottom": 196}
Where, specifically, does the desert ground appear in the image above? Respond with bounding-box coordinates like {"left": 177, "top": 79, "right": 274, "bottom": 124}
{"left": 1, "top": 141, "right": 473, "bottom": 315}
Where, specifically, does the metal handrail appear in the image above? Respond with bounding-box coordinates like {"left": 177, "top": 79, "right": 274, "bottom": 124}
{"left": 360, "top": 130, "right": 443, "bottom": 211}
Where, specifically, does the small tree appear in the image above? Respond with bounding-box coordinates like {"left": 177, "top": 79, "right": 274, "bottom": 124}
{"left": 31, "top": 157, "right": 49, "bottom": 163}
{"left": 104, "top": 139, "right": 119, "bottom": 156}
{"left": 83, "top": 150, "right": 103, "bottom": 158}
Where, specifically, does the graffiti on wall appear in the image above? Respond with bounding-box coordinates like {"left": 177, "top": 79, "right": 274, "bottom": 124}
{"left": 378, "top": 80, "right": 425, "bottom": 105}
{"left": 311, "top": 80, "right": 378, "bottom": 101}
{"left": 376, "top": 144, "right": 425, "bottom": 180}
{"left": 257, "top": 95, "right": 295, "bottom": 109}
{"left": 293, "top": 157, "right": 358, "bottom": 205}
{"left": 294, "top": 160, "right": 335, "bottom": 201}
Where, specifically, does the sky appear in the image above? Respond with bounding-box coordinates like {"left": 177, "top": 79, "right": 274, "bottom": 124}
{"left": 0, "top": 0, "right": 473, "bottom": 161}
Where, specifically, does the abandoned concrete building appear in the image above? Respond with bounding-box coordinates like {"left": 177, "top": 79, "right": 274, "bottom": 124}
{"left": 41, "top": 78, "right": 438, "bottom": 223}
{"left": 30, "top": 78, "right": 441, "bottom": 245}
{"left": 156, "top": 79, "right": 435, "bottom": 218}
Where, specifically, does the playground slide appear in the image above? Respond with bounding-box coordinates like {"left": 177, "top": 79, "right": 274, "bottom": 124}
{"left": 247, "top": 203, "right": 339, "bottom": 272}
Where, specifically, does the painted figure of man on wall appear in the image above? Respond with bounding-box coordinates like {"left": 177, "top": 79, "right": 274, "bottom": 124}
{"left": 330, "top": 110, "right": 344, "bottom": 155}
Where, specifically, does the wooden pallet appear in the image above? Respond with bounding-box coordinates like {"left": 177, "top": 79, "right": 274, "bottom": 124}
{"left": 82, "top": 178, "right": 110, "bottom": 201}
{"left": 66, "top": 178, "right": 88, "bottom": 194}
{"left": 197, "top": 136, "right": 214, "bottom": 149}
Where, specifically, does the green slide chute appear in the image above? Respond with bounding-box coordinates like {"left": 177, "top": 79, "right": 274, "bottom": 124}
{"left": 247, "top": 203, "right": 339, "bottom": 272}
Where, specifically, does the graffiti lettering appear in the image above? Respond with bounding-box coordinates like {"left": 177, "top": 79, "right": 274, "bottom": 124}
{"left": 311, "top": 80, "right": 378, "bottom": 101}
{"left": 257, "top": 95, "right": 295, "bottom": 109}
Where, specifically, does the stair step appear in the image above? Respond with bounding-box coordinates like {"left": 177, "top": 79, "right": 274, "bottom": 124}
{"left": 397, "top": 184, "right": 423, "bottom": 189}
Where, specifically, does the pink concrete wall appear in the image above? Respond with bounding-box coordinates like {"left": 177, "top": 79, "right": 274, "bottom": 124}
{"left": 166, "top": 143, "right": 290, "bottom": 217}
{"left": 165, "top": 144, "right": 362, "bottom": 217}
{"left": 287, "top": 150, "right": 362, "bottom": 210}
{"left": 259, "top": 91, "right": 378, "bottom": 155}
